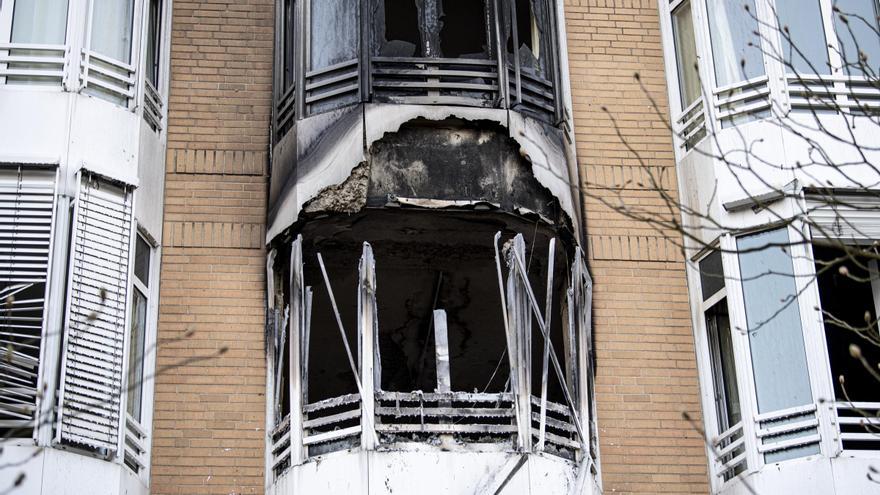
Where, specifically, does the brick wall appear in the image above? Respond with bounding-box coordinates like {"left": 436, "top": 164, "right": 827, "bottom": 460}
{"left": 150, "top": 1, "right": 273, "bottom": 493}
{"left": 563, "top": 0, "right": 710, "bottom": 493}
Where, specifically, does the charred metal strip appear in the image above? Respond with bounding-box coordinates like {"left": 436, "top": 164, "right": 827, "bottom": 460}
{"left": 317, "top": 252, "right": 365, "bottom": 398}
{"left": 289, "top": 235, "right": 305, "bottom": 465}
{"left": 493, "top": 232, "right": 511, "bottom": 340}
{"left": 303, "top": 393, "right": 361, "bottom": 413}
{"left": 302, "top": 287, "right": 313, "bottom": 404}
{"left": 505, "top": 234, "right": 532, "bottom": 451}
{"left": 433, "top": 309, "right": 451, "bottom": 394}
{"left": 509, "top": 233, "right": 587, "bottom": 450}
{"left": 509, "top": 0, "right": 523, "bottom": 105}
{"left": 537, "top": 237, "right": 556, "bottom": 451}
{"left": 275, "top": 306, "right": 289, "bottom": 422}
{"left": 357, "top": 242, "right": 380, "bottom": 449}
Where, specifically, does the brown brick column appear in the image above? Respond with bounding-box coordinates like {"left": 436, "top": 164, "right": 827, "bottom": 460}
{"left": 150, "top": 1, "right": 273, "bottom": 493}
{"left": 563, "top": 0, "right": 709, "bottom": 493}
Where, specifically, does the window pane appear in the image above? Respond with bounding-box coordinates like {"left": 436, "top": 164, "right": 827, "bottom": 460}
{"left": 672, "top": 2, "right": 702, "bottom": 108}
{"left": 145, "top": 0, "right": 162, "bottom": 84}
{"left": 440, "top": 0, "right": 490, "bottom": 58}
{"left": 737, "top": 229, "right": 812, "bottom": 413}
{"left": 134, "top": 235, "right": 151, "bottom": 287}
{"left": 706, "top": 0, "right": 765, "bottom": 86}
{"left": 776, "top": 0, "right": 830, "bottom": 74}
{"left": 11, "top": 0, "right": 69, "bottom": 44}
{"left": 834, "top": 0, "right": 880, "bottom": 77}
{"left": 706, "top": 300, "right": 741, "bottom": 429}
{"left": 127, "top": 288, "right": 148, "bottom": 421}
{"left": 699, "top": 250, "right": 725, "bottom": 301}
{"left": 283, "top": 0, "right": 295, "bottom": 88}
{"left": 309, "top": 0, "right": 358, "bottom": 70}
{"left": 91, "top": 0, "right": 135, "bottom": 63}
{"left": 378, "top": 0, "right": 421, "bottom": 57}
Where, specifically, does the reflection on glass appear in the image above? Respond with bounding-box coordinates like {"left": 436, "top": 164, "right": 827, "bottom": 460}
{"left": 672, "top": 2, "right": 702, "bottom": 108}
{"left": 834, "top": 0, "right": 880, "bottom": 77}
{"left": 738, "top": 228, "right": 818, "bottom": 463}
{"left": 11, "top": 0, "right": 69, "bottom": 44}
{"left": 91, "top": 0, "right": 135, "bottom": 63}
{"left": 126, "top": 289, "right": 147, "bottom": 421}
{"left": 775, "top": 0, "right": 830, "bottom": 74}
{"left": 706, "top": 0, "right": 765, "bottom": 86}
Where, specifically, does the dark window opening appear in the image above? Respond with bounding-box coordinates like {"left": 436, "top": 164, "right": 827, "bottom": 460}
{"left": 145, "top": 0, "right": 162, "bottom": 85}
{"left": 282, "top": 0, "right": 295, "bottom": 89}
{"left": 508, "top": 0, "right": 541, "bottom": 69}
{"left": 381, "top": 0, "right": 422, "bottom": 57}
{"left": 439, "top": 0, "right": 490, "bottom": 58}
{"left": 814, "top": 245, "right": 880, "bottom": 450}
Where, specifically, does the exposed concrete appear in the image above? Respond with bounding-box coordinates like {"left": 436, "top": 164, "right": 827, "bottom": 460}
{"left": 303, "top": 162, "right": 370, "bottom": 214}
{"left": 267, "top": 103, "right": 582, "bottom": 243}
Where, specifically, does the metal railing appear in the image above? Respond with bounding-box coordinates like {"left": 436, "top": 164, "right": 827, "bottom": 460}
{"left": 676, "top": 97, "right": 707, "bottom": 151}
{"left": 371, "top": 57, "right": 500, "bottom": 107}
{"left": 713, "top": 75, "right": 771, "bottom": 125}
{"left": 530, "top": 395, "right": 580, "bottom": 457}
{"left": 143, "top": 78, "right": 164, "bottom": 131}
{"left": 713, "top": 421, "right": 746, "bottom": 481}
{"left": 835, "top": 401, "right": 880, "bottom": 450}
{"left": 375, "top": 391, "right": 517, "bottom": 441}
{"left": 80, "top": 49, "right": 136, "bottom": 105}
{"left": 302, "top": 393, "right": 362, "bottom": 456}
{"left": 123, "top": 413, "right": 149, "bottom": 474}
{"left": 0, "top": 43, "right": 68, "bottom": 85}
{"left": 755, "top": 403, "right": 820, "bottom": 457}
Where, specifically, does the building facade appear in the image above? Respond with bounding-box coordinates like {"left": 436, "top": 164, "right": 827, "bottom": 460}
{"left": 659, "top": 0, "right": 880, "bottom": 494}
{"left": 0, "top": 0, "right": 171, "bottom": 493}
{"left": 10, "top": 1, "right": 880, "bottom": 495}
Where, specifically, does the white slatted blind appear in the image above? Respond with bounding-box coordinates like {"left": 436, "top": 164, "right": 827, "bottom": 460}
{"left": 0, "top": 166, "right": 56, "bottom": 434}
{"left": 807, "top": 195, "right": 880, "bottom": 241}
{"left": 58, "top": 173, "right": 134, "bottom": 452}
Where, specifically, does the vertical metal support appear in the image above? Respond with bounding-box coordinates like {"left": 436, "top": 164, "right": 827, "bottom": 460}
{"left": 264, "top": 249, "right": 278, "bottom": 486}
{"left": 302, "top": 286, "right": 313, "bottom": 405}
{"left": 509, "top": 0, "right": 523, "bottom": 105}
{"left": 289, "top": 235, "right": 306, "bottom": 465}
{"left": 572, "top": 248, "right": 597, "bottom": 466}
{"left": 358, "top": 242, "right": 379, "bottom": 450}
{"left": 545, "top": 0, "right": 563, "bottom": 123}
{"left": 359, "top": 0, "right": 371, "bottom": 101}
{"left": 433, "top": 310, "right": 451, "bottom": 393}
{"left": 295, "top": 0, "right": 306, "bottom": 118}
{"left": 493, "top": 0, "right": 508, "bottom": 108}
{"left": 505, "top": 235, "right": 532, "bottom": 451}
{"left": 537, "top": 238, "right": 556, "bottom": 451}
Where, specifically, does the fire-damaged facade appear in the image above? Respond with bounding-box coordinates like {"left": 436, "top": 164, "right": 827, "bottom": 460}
{"left": 264, "top": 0, "right": 599, "bottom": 493}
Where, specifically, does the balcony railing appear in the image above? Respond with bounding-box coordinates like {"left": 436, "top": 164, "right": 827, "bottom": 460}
{"left": 713, "top": 421, "right": 746, "bottom": 481}
{"left": 123, "top": 413, "right": 149, "bottom": 474}
{"left": 371, "top": 57, "right": 500, "bottom": 107}
{"left": 375, "top": 391, "right": 516, "bottom": 441}
{"left": 79, "top": 49, "right": 137, "bottom": 106}
{"left": 0, "top": 43, "right": 68, "bottom": 86}
{"left": 835, "top": 401, "right": 880, "bottom": 450}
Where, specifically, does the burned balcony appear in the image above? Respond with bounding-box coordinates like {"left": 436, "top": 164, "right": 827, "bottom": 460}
{"left": 273, "top": 0, "right": 564, "bottom": 140}
{"left": 266, "top": 210, "right": 598, "bottom": 477}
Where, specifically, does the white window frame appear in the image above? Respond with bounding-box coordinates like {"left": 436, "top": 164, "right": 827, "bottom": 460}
{"left": 692, "top": 223, "right": 843, "bottom": 491}
{"left": 0, "top": 0, "right": 78, "bottom": 89}
{"left": 123, "top": 227, "right": 158, "bottom": 482}
{"left": 137, "top": 0, "right": 171, "bottom": 132}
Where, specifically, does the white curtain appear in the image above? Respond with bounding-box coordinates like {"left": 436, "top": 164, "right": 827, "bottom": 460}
{"left": 11, "top": 0, "right": 69, "bottom": 44}
{"left": 706, "top": 0, "right": 764, "bottom": 87}
{"left": 90, "top": 0, "right": 135, "bottom": 63}
{"left": 672, "top": 3, "right": 701, "bottom": 108}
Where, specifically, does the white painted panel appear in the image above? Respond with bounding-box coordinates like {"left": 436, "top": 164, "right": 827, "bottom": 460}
{"left": 67, "top": 96, "right": 140, "bottom": 186}
{"left": 0, "top": 91, "right": 69, "bottom": 164}
{"left": 134, "top": 118, "right": 165, "bottom": 240}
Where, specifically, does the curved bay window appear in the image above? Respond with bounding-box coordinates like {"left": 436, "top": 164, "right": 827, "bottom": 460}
{"left": 273, "top": 0, "right": 563, "bottom": 137}
{"left": 266, "top": 213, "right": 597, "bottom": 477}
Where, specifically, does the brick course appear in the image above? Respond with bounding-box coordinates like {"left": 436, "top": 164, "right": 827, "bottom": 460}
{"left": 563, "top": 0, "right": 710, "bottom": 493}
{"left": 150, "top": 0, "right": 273, "bottom": 493}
